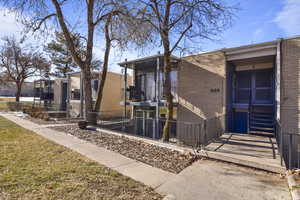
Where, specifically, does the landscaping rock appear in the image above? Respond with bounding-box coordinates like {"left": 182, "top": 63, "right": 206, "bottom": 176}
{"left": 51, "top": 125, "right": 197, "bottom": 173}
{"left": 25, "top": 116, "right": 81, "bottom": 125}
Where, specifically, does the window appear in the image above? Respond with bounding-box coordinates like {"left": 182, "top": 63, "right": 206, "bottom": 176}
{"left": 72, "top": 89, "right": 80, "bottom": 100}
{"left": 93, "top": 79, "right": 99, "bottom": 91}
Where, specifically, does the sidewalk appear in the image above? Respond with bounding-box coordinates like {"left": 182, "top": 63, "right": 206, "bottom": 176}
{"left": 0, "top": 114, "right": 291, "bottom": 200}
{"left": 157, "top": 159, "right": 290, "bottom": 200}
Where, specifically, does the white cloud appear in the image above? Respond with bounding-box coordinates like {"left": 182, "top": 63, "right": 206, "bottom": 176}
{"left": 275, "top": 0, "right": 300, "bottom": 36}
{"left": 0, "top": 8, "right": 24, "bottom": 39}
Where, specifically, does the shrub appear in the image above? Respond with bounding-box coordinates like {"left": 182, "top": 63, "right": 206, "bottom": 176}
{"left": 23, "top": 106, "right": 49, "bottom": 121}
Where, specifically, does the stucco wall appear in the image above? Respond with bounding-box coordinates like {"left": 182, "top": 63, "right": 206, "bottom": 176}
{"left": 68, "top": 72, "right": 132, "bottom": 118}
{"left": 53, "top": 79, "right": 62, "bottom": 105}
{"left": 100, "top": 72, "right": 132, "bottom": 117}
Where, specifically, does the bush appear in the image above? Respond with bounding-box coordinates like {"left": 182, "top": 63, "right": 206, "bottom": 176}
{"left": 6, "top": 102, "right": 23, "bottom": 111}
{"left": 23, "top": 106, "right": 49, "bottom": 121}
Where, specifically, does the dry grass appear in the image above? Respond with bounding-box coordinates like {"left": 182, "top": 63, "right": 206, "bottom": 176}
{"left": 0, "top": 97, "right": 16, "bottom": 101}
{"left": 0, "top": 117, "right": 162, "bottom": 200}
{"left": 0, "top": 102, "right": 32, "bottom": 111}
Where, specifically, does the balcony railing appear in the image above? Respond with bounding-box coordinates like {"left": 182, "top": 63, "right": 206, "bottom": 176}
{"left": 127, "top": 85, "right": 177, "bottom": 102}
{"left": 95, "top": 111, "right": 225, "bottom": 149}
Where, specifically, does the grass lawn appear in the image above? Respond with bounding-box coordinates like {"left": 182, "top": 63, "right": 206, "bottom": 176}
{"left": 0, "top": 97, "right": 15, "bottom": 101}
{"left": 0, "top": 117, "right": 162, "bottom": 200}
{"left": 0, "top": 102, "right": 32, "bottom": 112}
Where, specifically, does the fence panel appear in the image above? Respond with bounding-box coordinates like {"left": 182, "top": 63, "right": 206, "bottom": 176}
{"left": 94, "top": 112, "right": 226, "bottom": 149}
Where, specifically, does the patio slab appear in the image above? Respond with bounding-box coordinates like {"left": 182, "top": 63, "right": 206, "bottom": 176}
{"left": 199, "top": 133, "right": 285, "bottom": 173}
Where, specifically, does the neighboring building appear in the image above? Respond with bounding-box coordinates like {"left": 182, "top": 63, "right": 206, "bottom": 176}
{"left": 0, "top": 81, "right": 34, "bottom": 97}
{"left": 119, "top": 35, "right": 300, "bottom": 168}
{"left": 33, "top": 79, "right": 55, "bottom": 107}
{"left": 53, "top": 71, "right": 132, "bottom": 119}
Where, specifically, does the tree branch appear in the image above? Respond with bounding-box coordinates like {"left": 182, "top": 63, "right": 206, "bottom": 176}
{"left": 33, "top": 13, "right": 56, "bottom": 32}
{"left": 51, "top": 0, "right": 83, "bottom": 67}
{"left": 170, "top": 22, "right": 192, "bottom": 53}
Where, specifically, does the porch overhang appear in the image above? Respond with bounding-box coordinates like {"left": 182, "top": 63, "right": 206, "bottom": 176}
{"left": 118, "top": 54, "right": 180, "bottom": 69}
{"left": 225, "top": 41, "right": 277, "bottom": 61}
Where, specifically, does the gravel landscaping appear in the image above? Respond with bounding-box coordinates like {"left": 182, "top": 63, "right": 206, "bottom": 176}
{"left": 51, "top": 125, "right": 197, "bottom": 174}
{"left": 25, "top": 116, "right": 82, "bottom": 125}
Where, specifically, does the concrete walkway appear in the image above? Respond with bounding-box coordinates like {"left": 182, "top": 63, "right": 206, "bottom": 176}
{"left": 0, "top": 114, "right": 291, "bottom": 200}
{"left": 157, "top": 159, "right": 290, "bottom": 200}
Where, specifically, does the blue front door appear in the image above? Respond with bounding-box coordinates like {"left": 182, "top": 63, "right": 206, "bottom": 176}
{"left": 232, "top": 68, "right": 274, "bottom": 133}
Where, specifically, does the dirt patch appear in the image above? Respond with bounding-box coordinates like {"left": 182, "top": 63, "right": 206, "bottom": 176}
{"left": 51, "top": 125, "right": 197, "bottom": 174}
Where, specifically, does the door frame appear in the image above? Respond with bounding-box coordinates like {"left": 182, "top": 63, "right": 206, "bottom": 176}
{"left": 60, "top": 81, "right": 68, "bottom": 111}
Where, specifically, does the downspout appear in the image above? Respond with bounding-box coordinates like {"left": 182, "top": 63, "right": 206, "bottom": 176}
{"left": 276, "top": 38, "right": 283, "bottom": 166}
{"left": 276, "top": 39, "right": 282, "bottom": 122}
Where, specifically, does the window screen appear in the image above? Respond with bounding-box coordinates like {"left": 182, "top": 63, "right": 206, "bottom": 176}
{"left": 235, "top": 71, "right": 251, "bottom": 103}
{"left": 256, "top": 89, "right": 271, "bottom": 101}
{"left": 236, "top": 71, "right": 251, "bottom": 89}
{"left": 255, "top": 70, "right": 271, "bottom": 88}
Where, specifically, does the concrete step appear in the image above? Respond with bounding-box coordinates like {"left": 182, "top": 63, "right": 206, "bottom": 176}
{"left": 198, "top": 150, "right": 285, "bottom": 174}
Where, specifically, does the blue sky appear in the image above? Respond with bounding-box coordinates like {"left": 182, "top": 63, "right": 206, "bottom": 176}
{"left": 201, "top": 0, "right": 300, "bottom": 51}
{"left": 0, "top": 0, "right": 299, "bottom": 73}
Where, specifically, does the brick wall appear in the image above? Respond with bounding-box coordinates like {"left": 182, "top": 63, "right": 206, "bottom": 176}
{"left": 281, "top": 37, "right": 300, "bottom": 133}
{"left": 177, "top": 51, "right": 226, "bottom": 123}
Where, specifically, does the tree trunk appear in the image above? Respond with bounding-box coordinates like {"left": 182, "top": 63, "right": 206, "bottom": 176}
{"left": 82, "top": 65, "right": 93, "bottom": 122}
{"left": 15, "top": 84, "right": 22, "bottom": 102}
{"left": 94, "top": 16, "right": 111, "bottom": 113}
{"left": 162, "top": 51, "right": 173, "bottom": 142}
{"left": 161, "top": 1, "right": 173, "bottom": 142}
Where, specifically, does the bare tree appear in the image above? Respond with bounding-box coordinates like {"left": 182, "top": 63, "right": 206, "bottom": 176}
{"left": 3, "top": 0, "right": 155, "bottom": 121}
{"left": 2, "top": 0, "right": 121, "bottom": 121}
{"left": 0, "top": 37, "right": 50, "bottom": 102}
{"left": 93, "top": 4, "right": 154, "bottom": 113}
{"left": 93, "top": 15, "right": 112, "bottom": 112}
{"left": 136, "top": 0, "right": 235, "bottom": 142}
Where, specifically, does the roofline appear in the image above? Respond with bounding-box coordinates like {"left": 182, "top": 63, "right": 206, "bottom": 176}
{"left": 224, "top": 40, "right": 278, "bottom": 53}
{"left": 66, "top": 70, "right": 129, "bottom": 77}
{"left": 183, "top": 35, "right": 300, "bottom": 58}
{"left": 67, "top": 70, "right": 100, "bottom": 75}
{"left": 116, "top": 35, "right": 300, "bottom": 66}
{"left": 34, "top": 79, "right": 55, "bottom": 82}
{"left": 118, "top": 54, "right": 180, "bottom": 67}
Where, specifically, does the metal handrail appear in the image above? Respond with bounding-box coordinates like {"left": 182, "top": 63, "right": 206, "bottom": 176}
{"left": 275, "top": 120, "right": 300, "bottom": 169}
